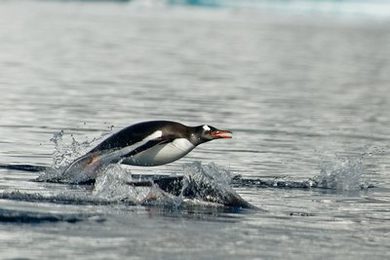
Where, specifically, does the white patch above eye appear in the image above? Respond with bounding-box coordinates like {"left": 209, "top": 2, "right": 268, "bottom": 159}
{"left": 203, "top": 125, "right": 211, "bottom": 131}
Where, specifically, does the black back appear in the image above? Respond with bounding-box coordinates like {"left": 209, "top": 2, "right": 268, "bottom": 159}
{"left": 88, "top": 121, "right": 191, "bottom": 154}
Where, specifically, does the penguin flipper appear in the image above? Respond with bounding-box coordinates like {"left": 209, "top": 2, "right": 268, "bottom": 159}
{"left": 122, "top": 138, "right": 174, "bottom": 158}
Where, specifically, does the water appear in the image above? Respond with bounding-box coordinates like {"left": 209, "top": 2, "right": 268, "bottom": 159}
{"left": 1, "top": 0, "right": 390, "bottom": 259}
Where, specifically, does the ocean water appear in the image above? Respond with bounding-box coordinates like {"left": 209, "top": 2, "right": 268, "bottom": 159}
{"left": 0, "top": 0, "right": 390, "bottom": 259}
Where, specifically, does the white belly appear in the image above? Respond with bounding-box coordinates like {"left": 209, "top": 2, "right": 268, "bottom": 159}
{"left": 122, "top": 138, "right": 195, "bottom": 166}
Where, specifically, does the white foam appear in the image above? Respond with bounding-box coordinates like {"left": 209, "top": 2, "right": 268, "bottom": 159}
{"left": 314, "top": 157, "right": 367, "bottom": 191}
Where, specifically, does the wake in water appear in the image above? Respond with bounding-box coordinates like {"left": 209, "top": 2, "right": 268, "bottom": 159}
{"left": 0, "top": 130, "right": 377, "bottom": 213}
{"left": 0, "top": 161, "right": 255, "bottom": 209}
{"left": 236, "top": 156, "right": 373, "bottom": 191}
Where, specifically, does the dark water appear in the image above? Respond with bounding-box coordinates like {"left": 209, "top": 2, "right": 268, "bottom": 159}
{"left": 0, "top": 0, "right": 390, "bottom": 259}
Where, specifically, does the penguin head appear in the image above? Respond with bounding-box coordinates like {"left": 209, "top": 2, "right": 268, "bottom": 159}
{"left": 191, "top": 124, "right": 232, "bottom": 145}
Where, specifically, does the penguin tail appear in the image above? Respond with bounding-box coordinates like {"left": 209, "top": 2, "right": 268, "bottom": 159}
{"left": 61, "top": 152, "right": 104, "bottom": 182}
{"left": 61, "top": 150, "right": 122, "bottom": 183}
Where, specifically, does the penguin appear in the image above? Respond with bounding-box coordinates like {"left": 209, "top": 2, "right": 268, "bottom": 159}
{"left": 62, "top": 120, "right": 232, "bottom": 182}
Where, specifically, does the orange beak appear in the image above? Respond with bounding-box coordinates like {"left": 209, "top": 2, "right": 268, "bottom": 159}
{"left": 210, "top": 130, "right": 232, "bottom": 139}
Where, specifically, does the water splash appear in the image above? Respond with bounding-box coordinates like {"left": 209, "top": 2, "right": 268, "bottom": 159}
{"left": 314, "top": 157, "right": 368, "bottom": 191}
{"left": 93, "top": 165, "right": 181, "bottom": 207}
{"left": 183, "top": 161, "right": 232, "bottom": 187}
{"left": 91, "top": 161, "right": 254, "bottom": 209}
{"left": 49, "top": 130, "right": 95, "bottom": 170}
{"left": 93, "top": 164, "right": 152, "bottom": 202}
{"left": 180, "top": 162, "right": 255, "bottom": 208}
{"left": 38, "top": 129, "right": 111, "bottom": 183}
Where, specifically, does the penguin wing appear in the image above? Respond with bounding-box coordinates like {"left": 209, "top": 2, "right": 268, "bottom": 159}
{"left": 121, "top": 137, "right": 175, "bottom": 158}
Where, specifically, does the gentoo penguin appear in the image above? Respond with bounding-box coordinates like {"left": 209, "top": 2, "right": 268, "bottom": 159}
{"left": 62, "top": 120, "right": 232, "bottom": 181}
